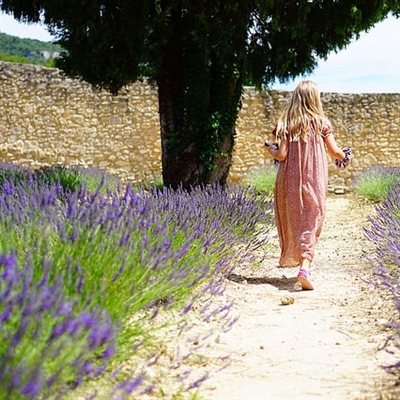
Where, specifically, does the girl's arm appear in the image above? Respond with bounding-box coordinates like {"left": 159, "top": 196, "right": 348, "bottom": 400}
{"left": 324, "top": 135, "right": 347, "bottom": 160}
{"left": 265, "top": 138, "right": 288, "bottom": 161}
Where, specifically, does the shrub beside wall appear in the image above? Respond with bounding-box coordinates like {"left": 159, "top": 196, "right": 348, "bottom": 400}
{"left": 0, "top": 62, "right": 399, "bottom": 188}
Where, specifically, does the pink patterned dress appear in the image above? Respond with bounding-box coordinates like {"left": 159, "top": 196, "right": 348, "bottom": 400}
{"left": 273, "top": 120, "right": 333, "bottom": 267}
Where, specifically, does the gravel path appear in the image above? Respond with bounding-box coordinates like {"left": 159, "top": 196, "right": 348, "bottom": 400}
{"left": 194, "top": 194, "right": 400, "bottom": 399}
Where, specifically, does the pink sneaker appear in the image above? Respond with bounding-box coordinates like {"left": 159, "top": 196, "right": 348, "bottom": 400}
{"left": 297, "top": 268, "right": 314, "bottom": 290}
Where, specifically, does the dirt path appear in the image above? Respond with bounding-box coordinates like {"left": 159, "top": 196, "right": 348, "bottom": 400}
{"left": 190, "top": 194, "right": 400, "bottom": 399}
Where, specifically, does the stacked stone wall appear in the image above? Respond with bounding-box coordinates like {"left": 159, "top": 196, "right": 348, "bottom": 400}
{"left": 1, "top": 62, "right": 399, "bottom": 189}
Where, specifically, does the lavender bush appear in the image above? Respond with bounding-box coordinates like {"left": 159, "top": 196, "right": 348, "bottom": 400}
{"left": 0, "top": 164, "right": 273, "bottom": 397}
{"left": 364, "top": 181, "right": 400, "bottom": 374}
{"left": 0, "top": 163, "right": 33, "bottom": 187}
{"left": 0, "top": 253, "right": 116, "bottom": 399}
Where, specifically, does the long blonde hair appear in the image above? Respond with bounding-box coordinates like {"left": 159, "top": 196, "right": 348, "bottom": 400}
{"left": 275, "top": 80, "right": 326, "bottom": 142}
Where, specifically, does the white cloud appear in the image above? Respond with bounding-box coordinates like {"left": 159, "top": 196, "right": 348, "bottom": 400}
{"left": 272, "top": 15, "right": 400, "bottom": 93}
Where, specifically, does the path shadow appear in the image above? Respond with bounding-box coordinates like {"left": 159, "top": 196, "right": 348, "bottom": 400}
{"left": 227, "top": 273, "right": 298, "bottom": 292}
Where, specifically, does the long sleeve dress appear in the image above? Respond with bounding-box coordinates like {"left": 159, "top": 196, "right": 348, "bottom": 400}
{"left": 273, "top": 120, "right": 333, "bottom": 267}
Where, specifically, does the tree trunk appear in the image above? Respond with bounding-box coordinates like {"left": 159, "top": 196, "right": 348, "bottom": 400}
{"left": 156, "top": 5, "right": 243, "bottom": 190}
{"left": 158, "top": 66, "right": 243, "bottom": 189}
{"left": 157, "top": 78, "right": 207, "bottom": 190}
{"left": 158, "top": 78, "right": 239, "bottom": 190}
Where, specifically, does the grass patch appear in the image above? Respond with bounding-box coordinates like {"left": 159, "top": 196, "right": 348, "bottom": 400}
{"left": 244, "top": 165, "right": 277, "bottom": 196}
{"left": 353, "top": 165, "right": 400, "bottom": 202}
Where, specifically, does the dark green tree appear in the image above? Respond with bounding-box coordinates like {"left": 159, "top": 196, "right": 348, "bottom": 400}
{"left": 1, "top": 1, "right": 399, "bottom": 188}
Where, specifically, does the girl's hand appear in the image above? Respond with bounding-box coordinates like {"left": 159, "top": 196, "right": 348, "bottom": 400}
{"left": 264, "top": 140, "right": 279, "bottom": 150}
{"left": 335, "top": 147, "right": 353, "bottom": 168}
{"left": 264, "top": 138, "right": 288, "bottom": 162}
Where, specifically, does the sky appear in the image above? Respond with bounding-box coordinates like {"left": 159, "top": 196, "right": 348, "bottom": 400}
{"left": 0, "top": 11, "right": 399, "bottom": 94}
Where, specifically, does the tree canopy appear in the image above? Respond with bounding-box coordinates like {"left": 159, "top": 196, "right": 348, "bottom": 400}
{"left": 1, "top": 0, "right": 399, "bottom": 188}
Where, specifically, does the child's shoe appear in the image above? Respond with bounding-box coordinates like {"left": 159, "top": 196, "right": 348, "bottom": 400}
{"left": 297, "top": 268, "right": 314, "bottom": 290}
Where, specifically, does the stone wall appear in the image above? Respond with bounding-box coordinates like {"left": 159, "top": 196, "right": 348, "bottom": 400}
{"left": 1, "top": 62, "right": 399, "bottom": 189}
{"left": 0, "top": 62, "right": 161, "bottom": 183}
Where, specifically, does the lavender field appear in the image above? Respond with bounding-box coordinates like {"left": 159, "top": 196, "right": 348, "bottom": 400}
{"left": 0, "top": 164, "right": 273, "bottom": 398}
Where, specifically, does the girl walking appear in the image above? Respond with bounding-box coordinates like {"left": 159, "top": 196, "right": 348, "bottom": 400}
{"left": 265, "top": 81, "right": 352, "bottom": 290}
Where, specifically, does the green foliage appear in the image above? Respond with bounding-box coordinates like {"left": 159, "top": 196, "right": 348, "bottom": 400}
{"left": 34, "top": 165, "right": 120, "bottom": 193}
{"left": 8, "top": 0, "right": 393, "bottom": 90}
{"left": 0, "top": 52, "right": 59, "bottom": 66}
{"left": 35, "top": 165, "right": 83, "bottom": 192}
{"left": 244, "top": 166, "right": 277, "bottom": 196}
{"left": 0, "top": 163, "right": 120, "bottom": 194}
{"left": 0, "top": 32, "right": 62, "bottom": 66}
{"left": 353, "top": 166, "right": 400, "bottom": 202}
{"left": 140, "top": 173, "right": 165, "bottom": 191}
{"left": 0, "top": 52, "right": 32, "bottom": 64}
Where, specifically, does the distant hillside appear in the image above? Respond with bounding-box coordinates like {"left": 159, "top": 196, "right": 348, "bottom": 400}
{"left": 0, "top": 32, "right": 63, "bottom": 66}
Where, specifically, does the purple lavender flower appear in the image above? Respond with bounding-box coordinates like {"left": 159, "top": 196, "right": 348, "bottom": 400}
{"left": 20, "top": 377, "right": 42, "bottom": 397}
{"left": 114, "top": 376, "right": 144, "bottom": 396}
{"left": 0, "top": 252, "right": 118, "bottom": 399}
{"left": 365, "top": 180, "right": 400, "bottom": 375}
